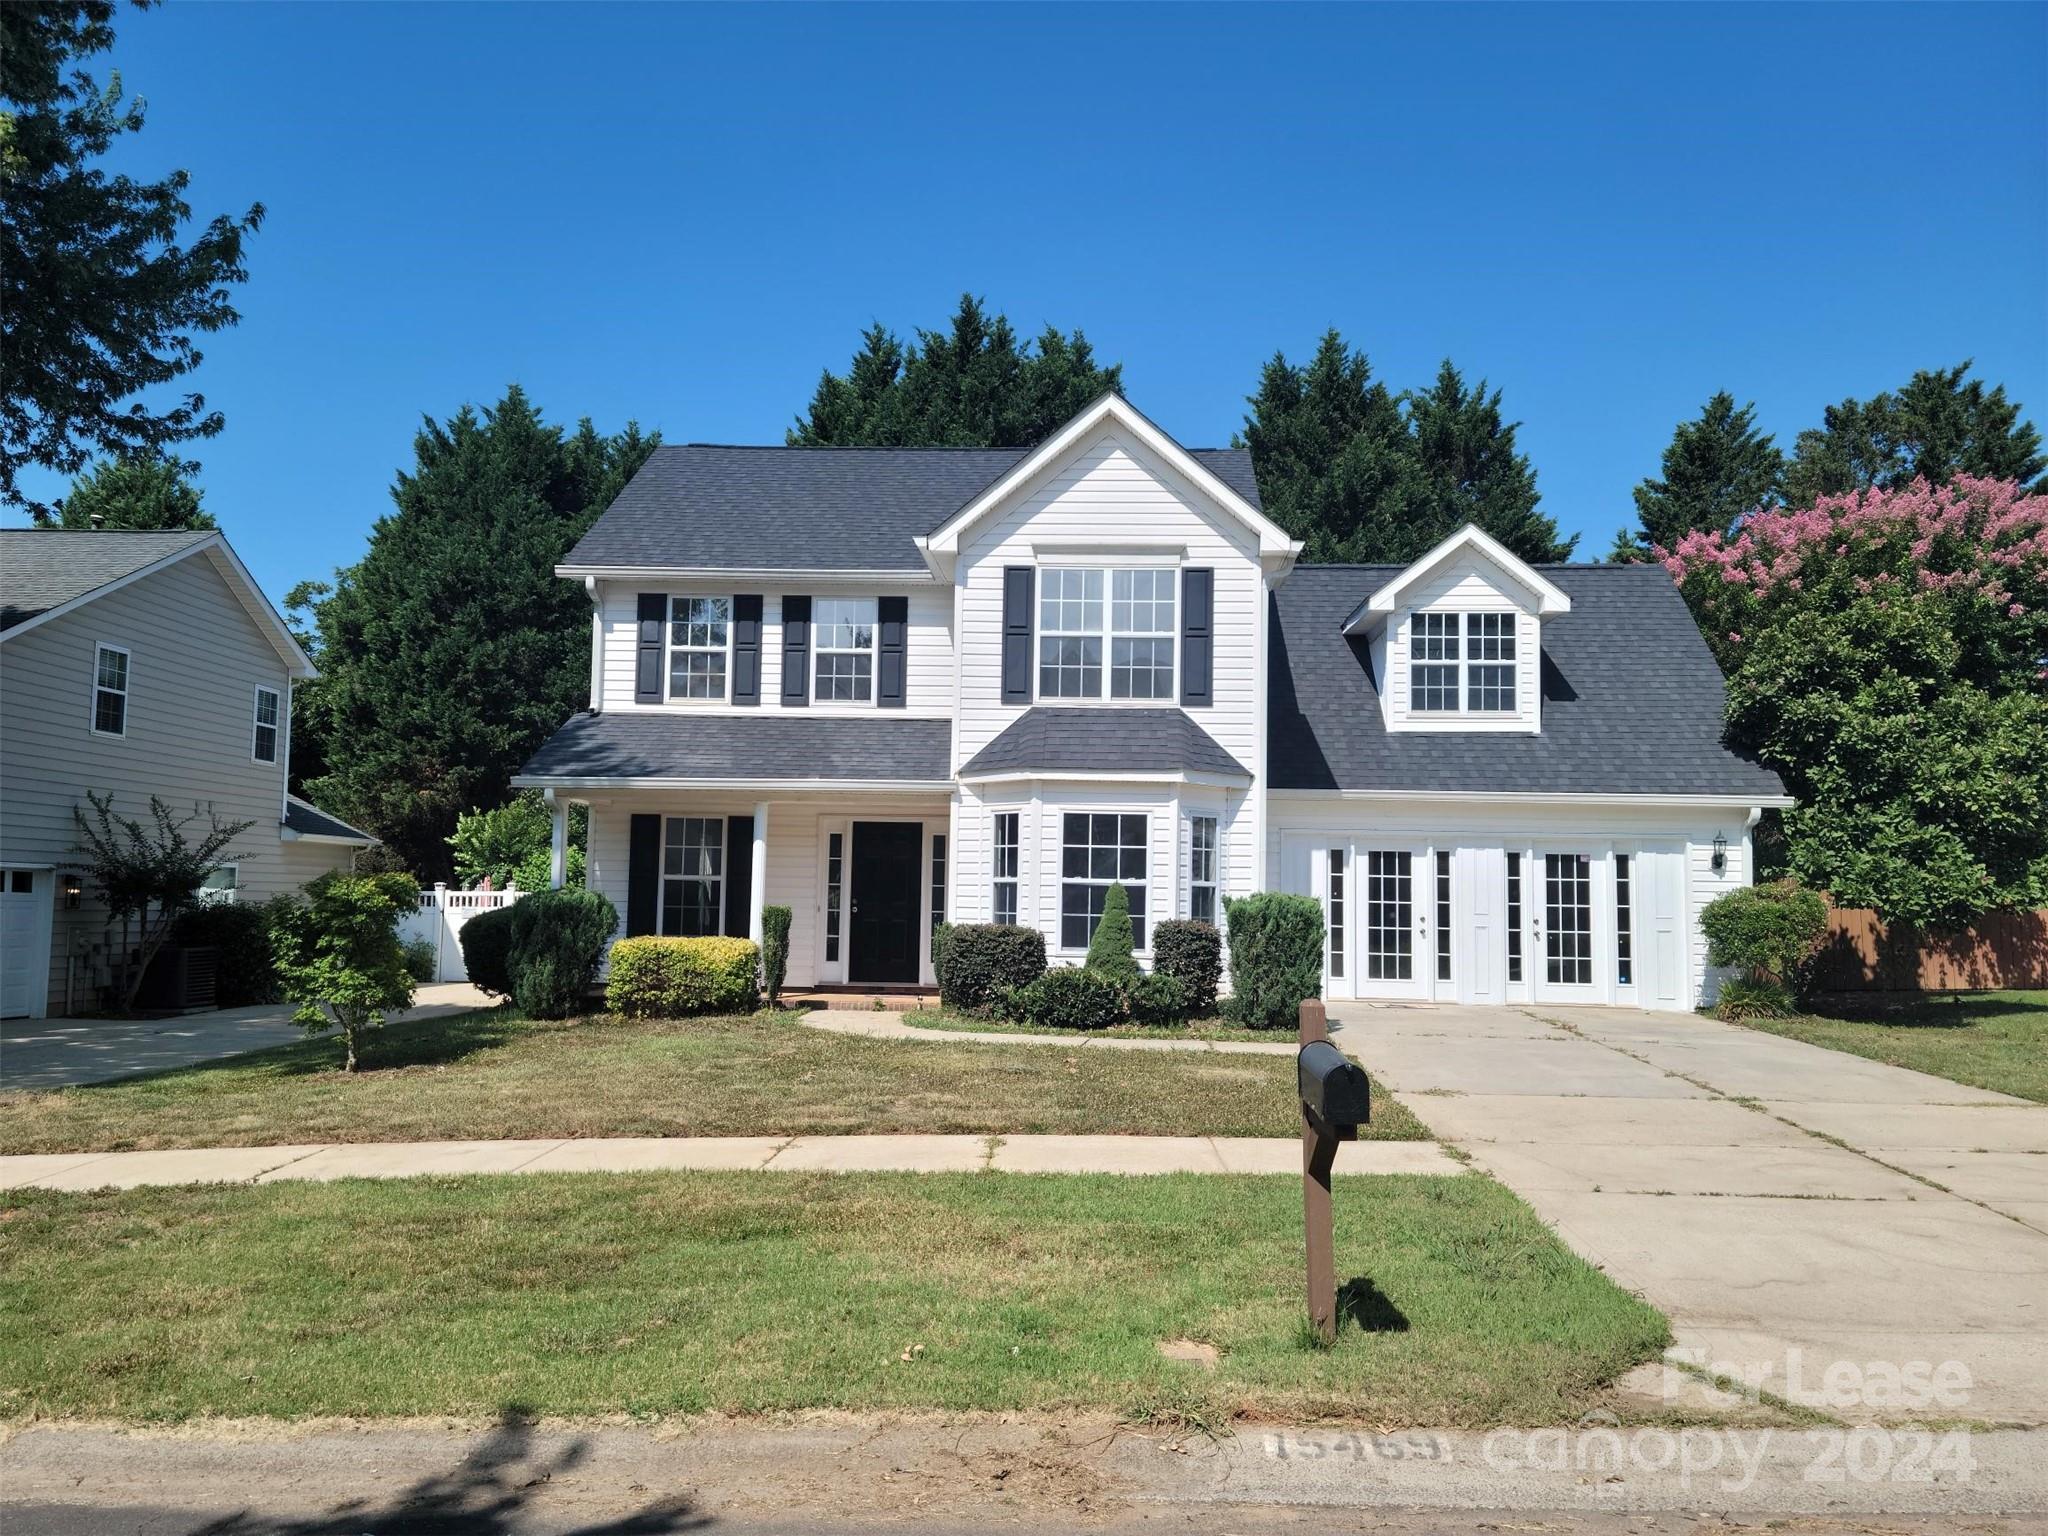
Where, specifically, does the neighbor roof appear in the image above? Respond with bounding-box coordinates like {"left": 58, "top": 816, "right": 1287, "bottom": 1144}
{"left": 0, "top": 529, "right": 217, "bottom": 632}
{"left": 1269, "top": 564, "right": 1789, "bottom": 799}
{"left": 284, "top": 796, "right": 376, "bottom": 844}
{"left": 515, "top": 711, "right": 953, "bottom": 785}
{"left": 959, "top": 707, "right": 1251, "bottom": 781}
{"left": 560, "top": 444, "right": 1263, "bottom": 573}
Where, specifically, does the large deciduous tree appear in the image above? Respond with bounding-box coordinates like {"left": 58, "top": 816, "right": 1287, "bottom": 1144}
{"left": 1, "top": 0, "right": 263, "bottom": 522}
{"left": 1612, "top": 392, "right": 1783, "bottom": 561}
{"left": 1783, "top": 362, "right": 2046, "bottom": 507}
{"left": 790, "top": 294, "right": 1122, "bottom": 447}
{"left": 297, "top": 387, "right": 655, "bottom": 880}
{"left": 1666, "top": 477, "right": 2048, "bottom": 927}
{"left": 56, "top": 453, "right": 214, "bottom": 529}
{"left": 1240, "top": 331, "right": 1575, "bottom": 564}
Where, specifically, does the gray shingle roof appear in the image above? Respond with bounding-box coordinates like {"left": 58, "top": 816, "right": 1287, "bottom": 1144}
{"left": 284, "top": 797, "right": 375, "bottom": 843}
{"left": 562, "top": 444, "right": 1262, "bottom": 573}
{"left": 0, "top": 529, "right": 216, "bottom": 631}
{"left": 1269, "top": 564, "right": 1787, "bottom": 799}
{"left": 959, "top": 707, "right": 1251, "bottom": 781}
{"left": 517, "top": 711, "right": 953, "bottom": 783}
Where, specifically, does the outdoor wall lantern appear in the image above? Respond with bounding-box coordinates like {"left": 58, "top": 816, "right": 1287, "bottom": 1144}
{"left": 1711, "top": 833, "right": 1728, "bottom": 874}
{"left": 63, "top": 875, "right": 82, "bottom": 909}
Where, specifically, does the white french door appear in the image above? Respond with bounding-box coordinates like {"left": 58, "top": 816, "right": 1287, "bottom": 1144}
{"left": 1532, "top": 849, "right": 1603, "bottom": 1003}
{"left": 1355, "top": 846, "right": 1433, "bottom": 1000}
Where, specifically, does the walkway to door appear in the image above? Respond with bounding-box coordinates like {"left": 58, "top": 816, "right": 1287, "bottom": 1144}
{"left": 1329, "top": 1000, "right": 2048, "bottom": 1423}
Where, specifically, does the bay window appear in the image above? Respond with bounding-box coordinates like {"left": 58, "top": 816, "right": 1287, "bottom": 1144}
{"left": 1060, "top": 812, "right": 1147, "bottom": 950}
{"left": 1188, "top": 815, "right": 1218, "bottom": 923}
{"left": 991, "top": 813, "right": 1020, "bottom": 925}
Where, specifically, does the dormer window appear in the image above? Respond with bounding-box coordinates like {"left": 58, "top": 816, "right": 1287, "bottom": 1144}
{"left": 1409, "top": 611, "right": 1517, "bottom": 714}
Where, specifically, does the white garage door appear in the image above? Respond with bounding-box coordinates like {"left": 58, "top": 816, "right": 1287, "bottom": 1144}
{"left": 1, "top": 868, "right": 53, "bottom": 1020}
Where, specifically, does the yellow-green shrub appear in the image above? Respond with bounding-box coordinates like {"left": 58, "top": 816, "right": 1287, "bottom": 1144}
{"left": 605, "top": 936, "right": 760, "bottom": 1017}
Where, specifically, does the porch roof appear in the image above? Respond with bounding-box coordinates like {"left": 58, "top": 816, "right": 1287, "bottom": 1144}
{"left": 513, "top": 711, "right": 953, "bottom": 788}
{"left": 958, "top": 707, "right": 1251, "bottom": 783}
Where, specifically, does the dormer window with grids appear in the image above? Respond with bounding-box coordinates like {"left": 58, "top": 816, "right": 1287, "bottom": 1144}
{"left": 1409, "top": 611, "right": 1517, "bottom": 715}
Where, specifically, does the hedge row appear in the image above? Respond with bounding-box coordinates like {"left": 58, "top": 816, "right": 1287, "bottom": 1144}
{"left": 606, "top": 936, "right": 761, "bottom": 1017}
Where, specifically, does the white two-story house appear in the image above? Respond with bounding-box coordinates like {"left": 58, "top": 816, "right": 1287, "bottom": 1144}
{"left": 515, "top": 393, "right": 1790, "bottom": 1011}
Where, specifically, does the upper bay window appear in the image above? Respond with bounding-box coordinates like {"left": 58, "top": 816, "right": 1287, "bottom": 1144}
{"left": 1060, "top": 812, "right": 1148, "bottom": 950}
{"left": 1038, "top": 568, "right": 1174, "bottom": 701}
{"left": 813, "top": 598, "right": 875, "bottom": 703}
{"left": 1409, "top": 611, "right": 1517, "bottom": 715}
{"left": 668, "top": 597, "right": 730, "bottom": 700}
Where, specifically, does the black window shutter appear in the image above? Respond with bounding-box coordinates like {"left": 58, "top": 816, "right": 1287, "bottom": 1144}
{"left": 877, "top": 595, "right": 908, "bottom": 708}
{"left": 781, "top": 596, "right": 811, "bottom": 706}
{"left": 731, "top": 595, "right": 763, "bottom": 705}
{"left": 635, "top": 595, "right": 667, "bottom": 703}
{"left": 626, "top": 813, "right": 661, "bottom": 936}
{"left": 1001, "top": 566, "right": 1033, "bottom": 704}
{"left": 1180, "top": 567, "right": 1213, "bottom": 708}
{"left": 724, "top": 815, "right": 754, "bottom": 938}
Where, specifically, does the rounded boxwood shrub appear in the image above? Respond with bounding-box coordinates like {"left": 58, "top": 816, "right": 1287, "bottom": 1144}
{"left": 761, "top": 904, "right": 792, "bottom": 1005}
{"left": 459, "top": 905, "right": 518, "bottom": 998}
{"left": 1222, "top": 892, "right": 1325, "bottom": 1030}
{"left": 506, "top": 887, "right": 618, "bottom": 1019}
{"left": 1700, "top": 878, "right": 1829, "bottom": 985}
{"left": 606, "top": 936, "right": 761, "bottom": 1017}
{"left": 1151, "top": 920, "right": 1221, "bottom": 1017}
{"left": 938, "top": 923, "right": 1047, "bottom": 1013}
{"left": 1000, "top": 966, "right": 1125, "bottom": 1030}
{"left": 1122, "top": 970, "right": 1190, "bottom": 1027}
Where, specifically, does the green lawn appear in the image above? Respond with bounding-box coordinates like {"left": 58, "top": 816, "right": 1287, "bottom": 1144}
{"left": 1739, "top": 990, "right": 2048, "bottom": 1103}
{"left": 0, "top": 1171, "right": 1664, "bottom": 1427}
{"left": 898, "top": 1007, "right": 1283, "bottom": 1044}
{"left": 0, "top": 1009, "right": 1428, "bottom": 1152}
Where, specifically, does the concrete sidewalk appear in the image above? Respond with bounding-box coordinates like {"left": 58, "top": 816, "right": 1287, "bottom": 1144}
{"left": 800, "top": 1008, "right": 1297, "bottom": 1054}
{"left": 0, "top": 983, "right": 493, "bottom": 1091}
{"left": 0, "top": 1132, "right": 1462, "bottom": 1190}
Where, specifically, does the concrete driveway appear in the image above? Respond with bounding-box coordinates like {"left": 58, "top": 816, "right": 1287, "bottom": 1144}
{"left": 0, "top": 983, "right": 494, "bottom": 1091}
{"left": 1329, "top": 1000, "right": 2048, "bottom": 1424}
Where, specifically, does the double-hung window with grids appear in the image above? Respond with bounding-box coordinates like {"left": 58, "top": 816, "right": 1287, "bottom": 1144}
{"left": 668, "top": 597, "right": 731, "bottom": 700}
{"left": 813, "top": 598, "right": 875, "bottom": 702}
{"left": 661, "top": 816, "right": 724, "bottom": 936}
{"left": 92, "top": 644, "right": 129, "bottom": 736}
{"left": 1187, "top": 816, "right": 1218, "bottom": 923}
{"left": 1408, "top": 611, "right": 1518, "bottom": 715}
{"left": 1060, "top": 813, "right": 1147, "bottom": 950}
{"left": 991, "top": 813, "right": 1020, "bottom": 926}
{"left": 1037, "top": 569, "right": 1175, "bottom": 700}
{"left": 252, "top": 686, "right": 281, "bottom": 763}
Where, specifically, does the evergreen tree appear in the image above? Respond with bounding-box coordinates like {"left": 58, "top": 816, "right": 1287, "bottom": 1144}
{"left": 2, "top": 1, "right": 264, "bottom": 521}
{"left": 56, "top": 455, "right": 214, "bottom": 530}
{"left": 297, "top": 388, "right": 655, "bottom": 879}
{"left": 1784, "top": 362, "right": 2046, "bottom": 505}
{"left": 1240, "top": 334, "right": 1574, "bottom": 564}
{"left": 1084, "top": 883, "right": 1140, "bottom": 979}
{"left": 1617, "top": 392, "right": 1783, "bottom": 558}
{"left": 790, "top": 294, "right": 1121, "bottom": 446}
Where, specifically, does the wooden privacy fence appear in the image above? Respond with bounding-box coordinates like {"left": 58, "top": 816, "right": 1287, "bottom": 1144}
{"left": 1808, "top": 906, "right": 2048, "bottom": 993}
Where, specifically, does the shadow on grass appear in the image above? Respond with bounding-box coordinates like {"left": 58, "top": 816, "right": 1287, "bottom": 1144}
{"left": 181, "top": 1408, "right": 705, "bottom": 1534}
{"left": 1338, "top": 1276, "right": 1410, "bottom": 1334}
{"left": 1809, "top": 992, "right": 2045, "bottom": 1028}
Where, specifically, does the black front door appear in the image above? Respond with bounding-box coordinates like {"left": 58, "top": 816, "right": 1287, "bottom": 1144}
{"left": 849, "top": 822, "right": 923, "bottom": 984}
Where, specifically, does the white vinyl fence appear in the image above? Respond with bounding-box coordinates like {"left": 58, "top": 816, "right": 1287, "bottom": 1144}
{"left": 399, "top": 884, "right": 523, "bottom": 984}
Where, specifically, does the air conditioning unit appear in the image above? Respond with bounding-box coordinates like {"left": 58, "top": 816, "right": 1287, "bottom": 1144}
{"left": 136, "top": 944, "right": 220, "bottom": 1013}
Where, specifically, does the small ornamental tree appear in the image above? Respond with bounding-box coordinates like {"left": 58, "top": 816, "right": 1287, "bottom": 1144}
{"left": 760, "top": 904, "right": 793, "bottom": 1006}
{"left": 272, "top": 872, "right": 419, "bottom": 1072}
{"left": 1084, "top": 883, "right": 1140, "bottom": 978}
{"left": 1664, "top": 477, "right": 2048, "bottom": 926}
{"left": 72, "top": 792, "right": 253, "bottom": 1010}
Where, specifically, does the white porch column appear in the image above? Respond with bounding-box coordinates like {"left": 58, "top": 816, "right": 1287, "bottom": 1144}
{"left": 546, "top": 790, "right": 567, "bottom": 890}
{"left": 748, "top": 801, "right": 769, "bottom": 944}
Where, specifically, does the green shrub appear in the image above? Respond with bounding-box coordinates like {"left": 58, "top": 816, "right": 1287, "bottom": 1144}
{"left": 459, "top": 906, "right": 518, "bottom": 998}
{"left": 401, "top": 936, "right": 437, "bottom": 984}
{"left": 931, "top": 920, "right": 952, "bottom": 985}
{"left": 271, "top": 871, "right": 419, "bottom": 1072}
{"left": 507, "top": 887, "right": 619, "bottom": 1019}
{"left": 761, "top": 905, "right": 792, "bottom": 1005}
{"left": 606, "top": 936, "right": 760, "bottom": 1017}
{"left": 999, "top": 966, "right": 1125, "bottom": 1030}
{"left": 1713, "top": 975, "right": 1797, "bottom": 1020}
{"left": 172, "top": 900, "right": 282, "bottom": 1006}
{"left": 938, "top": 923, "right": 1046, "bottom": 1013}
{"left": 1123, "top": 971, "right": 1191, "bottom": 1026}
{"left": 1084, "top": 883, "right": 1140, "bottom": 979}
{"left": 1151, "top": 920, "right": 1221, "bottom": 1016}
{"left": 1222, "top": 892, "right": 1325, "bottom": 1030}
{"left": 1700, "top": 878, "right": 1829, "bottom": 987}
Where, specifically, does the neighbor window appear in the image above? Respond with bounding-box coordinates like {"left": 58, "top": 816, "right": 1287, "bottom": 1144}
{"left": 813, "top": 597, "right": 875, "bottom": 702}
{"left": 1615, "top": 853, "right": 1634, "bottom": 987}
{"left": 252, "top": 686, "right": 280, "bottom": 763}
{"left": 1409, "top": 612, "right": 1518, "bottom": 714}
{"left": 1038, "top": 568, "right": 1174, "bottom": 700}
{"left": 1188, "top": 816, "right": 1218, "bottom": 923}
{"left": 92, "top": 644, "right": 129, "bottom": 736}
{"left": 991, "top": 813, "right": 1020, "bottom": 925}
{"left": 196, "top": 865, "right": 238, "bottom": 906}
{"left": 668, "top": 597, "right": 731, "bottom": 700}
{"left": 661, "top": 815, "right": 724, "bottom": 936}
{"left": 1060, "top": 812, "right": 1147, "bottom": 950}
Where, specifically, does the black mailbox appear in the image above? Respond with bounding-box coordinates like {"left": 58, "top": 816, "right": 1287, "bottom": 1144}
{"left": 1298, "top": 1040, "right": 1371, "bottom": 1130}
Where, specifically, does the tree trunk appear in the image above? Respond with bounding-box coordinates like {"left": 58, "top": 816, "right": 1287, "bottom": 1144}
{"left": 119, "top": 901, "right": 182, "bottom": 1013}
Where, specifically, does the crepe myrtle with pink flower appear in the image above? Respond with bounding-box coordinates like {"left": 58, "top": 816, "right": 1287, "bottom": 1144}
{"left": 1662, "top": 477, "right": 2048, "bottom": 927}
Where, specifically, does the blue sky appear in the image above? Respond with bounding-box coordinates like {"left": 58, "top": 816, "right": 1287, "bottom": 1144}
{"left": 16, "top": 1, "right": 2046, "bottom": 602}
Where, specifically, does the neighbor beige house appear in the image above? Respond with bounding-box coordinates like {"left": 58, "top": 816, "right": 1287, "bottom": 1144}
{"left": 0, "top": 528, "right": 373, "bottom": 1019}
